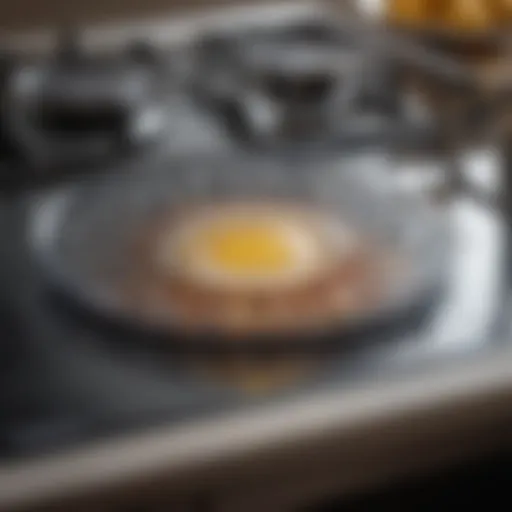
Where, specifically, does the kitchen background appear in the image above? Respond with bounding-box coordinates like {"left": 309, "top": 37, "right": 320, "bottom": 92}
{"left": 0, "top": 0, "right": 308, "bottom": 29}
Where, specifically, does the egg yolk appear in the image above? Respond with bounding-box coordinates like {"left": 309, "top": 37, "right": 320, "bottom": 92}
{"left": 185, "top": 221, "right": 298, "bottom": 275}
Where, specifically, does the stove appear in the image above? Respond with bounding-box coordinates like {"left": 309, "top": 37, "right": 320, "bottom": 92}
{"left": 0, "top": 3, "right": 461, "bottom": 180}
{"left": 0, "top": 4, "right": 511, "bottom": 512}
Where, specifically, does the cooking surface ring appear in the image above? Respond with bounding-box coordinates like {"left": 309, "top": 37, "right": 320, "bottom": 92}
{"left": 29, "top": 152, "right": 452, "bottom": 350}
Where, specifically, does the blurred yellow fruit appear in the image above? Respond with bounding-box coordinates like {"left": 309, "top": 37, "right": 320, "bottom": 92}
{"left": 387, "top": 0, "right": 512, "bottom": 31}
{"left": 387, "top": 0, "right": 431, "bottom": 26}
{"left": 441, "top": 0, "right": 495, "bottom": 32}
{"left": 493, "top": 0, "right": 512, "bottom": 22}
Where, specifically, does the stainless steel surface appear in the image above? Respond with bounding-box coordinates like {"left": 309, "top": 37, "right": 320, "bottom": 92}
{"left": 1, "top": 147, "right": 509, "bottom": 511}
{"left": 1, "top": 350, "right": 512, "bottom": 511}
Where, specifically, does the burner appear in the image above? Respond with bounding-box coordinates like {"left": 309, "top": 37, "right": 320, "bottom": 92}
{"left": 189, "top": 23, "right": 431, "bottom": 148}
{"left": 0, "top": 18, "right": 471, "bottom": 191}
{"left": 2, "top": 31, "right": 171, "bottom": 170}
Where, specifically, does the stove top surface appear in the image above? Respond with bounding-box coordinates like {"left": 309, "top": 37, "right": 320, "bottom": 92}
{"left": 0, "top": 5, "right": 455, "bottom": 184}
{"left": 0, "top": 11, "right": 511, "bottom": 512}
{"left": 0, "top": 145, "right": 508, "bottom": 463}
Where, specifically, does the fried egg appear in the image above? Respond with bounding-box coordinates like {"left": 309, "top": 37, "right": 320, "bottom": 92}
{"left": 157, "top": 203, "right": 357, "bottom": 292}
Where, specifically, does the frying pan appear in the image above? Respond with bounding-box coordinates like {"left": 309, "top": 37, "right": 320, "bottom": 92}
{"left": 28, "top": 151, "right": 452, "bottom": 350}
